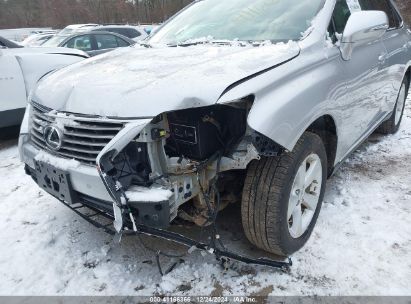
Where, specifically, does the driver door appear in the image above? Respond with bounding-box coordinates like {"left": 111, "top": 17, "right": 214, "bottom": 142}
{"left": 331, "top": 0, "right": 388, "bottom": 155}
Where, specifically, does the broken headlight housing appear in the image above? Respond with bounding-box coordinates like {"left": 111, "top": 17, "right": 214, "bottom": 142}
{"left": 165, "top": 105, "right": 248, "bottom": 161}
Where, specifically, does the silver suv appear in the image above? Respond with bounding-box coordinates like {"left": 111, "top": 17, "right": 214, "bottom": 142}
{"left": 19, "top": 0, "right": 411, "bottom": 257}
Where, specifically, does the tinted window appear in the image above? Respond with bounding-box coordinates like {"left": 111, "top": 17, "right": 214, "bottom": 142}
{"left": 95, "top": 34, "right": 118, "bottom": 50}
{"left": 116, "top": 37, "right": 130, "bottom": 47}
{"left": 333, "top": 0, "right": 351, "bottom": 34}
{"left": 64, "top": 35, "right": 93, "bottom": 51}
{"left": 43, "top": 35, "right": 68, "bottom": 47}
{"left": 126, "top": 28, "right": 141, "bottom": 39}
{"left": 107, "top": 28, "right": 128, "bottom": 37}
{"left": 100, "top": 28, "right": 140, "bottom": 39}
{"left": 331, "top": 0, "right": 401, "bottom": 35}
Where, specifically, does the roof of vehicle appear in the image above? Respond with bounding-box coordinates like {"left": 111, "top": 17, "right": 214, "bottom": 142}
{"left": 30, "top": 30, "right": 57, "bottom": 34}
{"left": 96, "top": 24, "right": 144, "bottom": 29}
{"left": 92, "top": 25, "right": 148, "bottom": 35}
{"left": 65, "top": 24, "right": 100, "bottom": 30}
{"left": 57, "top": 24, "right": 100, "bottom": 36}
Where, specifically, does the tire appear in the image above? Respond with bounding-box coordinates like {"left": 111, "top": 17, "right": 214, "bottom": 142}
{"left": 377, "top": 76, "right": 409, "bottom": 135}
{"left": 241, "top": 132, "right": 327, "bottom": 256}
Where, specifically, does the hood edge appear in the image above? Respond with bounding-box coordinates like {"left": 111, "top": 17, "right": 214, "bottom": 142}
{"left": 217, "top": 51, "right": 300, "bottom": 102}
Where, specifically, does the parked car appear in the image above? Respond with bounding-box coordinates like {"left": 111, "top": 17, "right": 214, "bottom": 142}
{"left": 0, "top": 37, "right": 23, "bottom": 49}
{"left": 0, "top": 47, "right": 88, "bottom": 128}
{"left": 58, "top": 24, "right": 99, "bottom": 36}
{"left": 21, "top": 33, "right": 56, "bottom": 47}
{"left": 19, "top": 0, "right": 411, "bottom": 258}
{"left": 93, "top": 25, "right": 148, "bottom": 42}
{"left": 42, "top": 24, "right": 99, "bottom": 48}
{"left": 0, "top": 28, "right": 54, "bottom": 42}
{"left": 53, "top": 31, "right": 135, "bottom": 56}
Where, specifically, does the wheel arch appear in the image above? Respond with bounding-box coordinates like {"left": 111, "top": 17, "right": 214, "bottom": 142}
{"left": 247, "top": 112, "right": 339, "bottom": 177}
{"left": 305, "top": 115, "right": 338, "bottom": 177}
{"left": 405, "top": 66, "right": 411, "bottom": 89}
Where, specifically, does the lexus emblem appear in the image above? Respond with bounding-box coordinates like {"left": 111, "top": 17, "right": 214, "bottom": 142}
{"left": 43, "top": 126, "right": 63, "bottom": 151}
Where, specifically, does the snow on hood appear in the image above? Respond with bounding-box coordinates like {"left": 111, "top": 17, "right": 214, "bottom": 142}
{"left": 33, "top": 42, "right": 300, "bottom": 118}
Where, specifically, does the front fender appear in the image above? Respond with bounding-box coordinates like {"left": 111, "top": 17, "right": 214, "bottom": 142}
{"left": 218, "top": 45, "right": 344, "bottom": 155}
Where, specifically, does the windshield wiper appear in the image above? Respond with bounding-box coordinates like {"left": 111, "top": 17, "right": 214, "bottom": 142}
{"left": 167, "top": 40, "right": 238, "bottom": 47}
{"left": 138, "top": 41, "right": 153, "bottom": 48}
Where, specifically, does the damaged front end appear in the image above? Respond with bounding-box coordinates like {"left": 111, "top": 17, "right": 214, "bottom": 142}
{"left": 92, "top": 99, "right": 291, "bottom": 270}
{"left": 97, "top": 100, "right": 257, "bottom": 230}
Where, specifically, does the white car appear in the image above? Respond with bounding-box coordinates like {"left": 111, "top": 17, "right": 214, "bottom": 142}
{"left": 0, "top": 47, "right": 88, "bottom": 128}
{"left": 58, "top": 24, "right": 100, "bottom": 36}
{"left": 21, "top": 32, "right": 57, "bottom": 47}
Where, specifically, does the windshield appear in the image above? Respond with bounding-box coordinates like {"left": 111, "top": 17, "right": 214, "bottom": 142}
{"left": 42, "top": 35, "right": 68, "bottom": 47}
{"left": 149, "top": 0, "right": 325, "bottom": 45}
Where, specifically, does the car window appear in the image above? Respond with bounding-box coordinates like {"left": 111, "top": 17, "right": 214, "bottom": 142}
{"left": 95, "top": 34, "right": 118, "bottom": 50}
{"left": 43, "top": 35, "right": 69, "bottom": 47}
{"left": 64, "top": 35, "right": 93, "bottom": 51}
{"left": 0, "top": 41, "right": 5, "bottom": 47}
{"left": 331, "top": 0, "right": 401, "bottom": 35}
{"left": 126, "top": 29, "right": 141, "bottom": 39}
{"left": 332, "top": 0, "right": 352, "bottom": 34}
{"left": 98, "top": 27, "right": 141, "bottom": 39}
{"left": 103, "top": 28, "right": 126, "bottom": 37}
{"left": 116, "top": 37, "right": 129, "bottom": 47}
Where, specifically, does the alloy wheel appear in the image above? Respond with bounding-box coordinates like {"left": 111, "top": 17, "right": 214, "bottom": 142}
{"left": 288, "top": 153, "right": 323, "bottom": 238}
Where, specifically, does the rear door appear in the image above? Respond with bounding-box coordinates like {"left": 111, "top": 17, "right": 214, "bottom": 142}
{"left": 331, "top": 0, "right": 388, "bottom": 154}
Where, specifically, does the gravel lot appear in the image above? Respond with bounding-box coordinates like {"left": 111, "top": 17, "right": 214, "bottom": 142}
{"left": 0, "top": 100, "right": 410, "bottom": 296}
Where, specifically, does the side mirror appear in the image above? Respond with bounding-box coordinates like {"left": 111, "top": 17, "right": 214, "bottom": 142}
{"left": 340, "top": 11, "right": 388, "bottom": 60}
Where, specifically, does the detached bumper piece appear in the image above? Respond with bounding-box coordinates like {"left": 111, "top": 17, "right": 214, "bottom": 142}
{"left": 58, "top": 198, "right": 292, "bottom": 271}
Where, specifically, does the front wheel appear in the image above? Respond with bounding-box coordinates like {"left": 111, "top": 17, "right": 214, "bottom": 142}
{"left": 241, "top": 132, "right": 327, "bottom": 256}
{"left": 378, "top": 77, "right": 408, "bottom": 135}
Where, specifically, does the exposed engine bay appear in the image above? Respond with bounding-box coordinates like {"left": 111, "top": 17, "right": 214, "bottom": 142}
{"left": 96, "top": 99, "right": 275, "bottom": 230}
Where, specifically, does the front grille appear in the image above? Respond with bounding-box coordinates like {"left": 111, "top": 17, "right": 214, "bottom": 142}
{"left": 29, "top": 103, "right": 125, "bottom": 165}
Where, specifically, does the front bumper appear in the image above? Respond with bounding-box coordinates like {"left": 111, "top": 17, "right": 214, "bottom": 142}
{"left": 20, "top": 134, "right": 173, "bottom": 228}
{"left": 20, "top": 134, "right": 111, "bottom": 202}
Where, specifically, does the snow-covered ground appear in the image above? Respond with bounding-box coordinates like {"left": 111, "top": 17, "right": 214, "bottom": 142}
{"left": 0, "top": 101, "right": 410, "bottom": 297}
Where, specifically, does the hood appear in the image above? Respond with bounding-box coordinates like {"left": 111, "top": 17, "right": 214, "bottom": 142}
{"left": 33, "top": 43, "right": 300, "bottom": 118}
